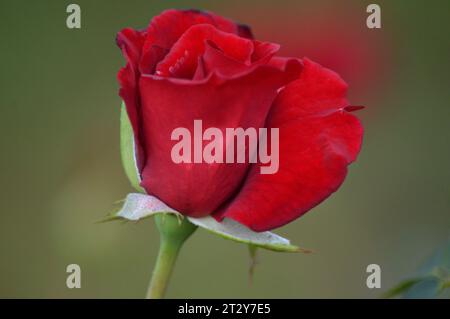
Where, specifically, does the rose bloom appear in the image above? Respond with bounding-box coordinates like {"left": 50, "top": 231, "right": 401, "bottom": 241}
{"left": 117, "top": 9, "right": 363, "bottom": 232}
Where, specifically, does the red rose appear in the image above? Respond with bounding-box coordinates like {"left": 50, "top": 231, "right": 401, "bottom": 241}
{"left": 117, "top": 9, "right": 363, "bottom": 232}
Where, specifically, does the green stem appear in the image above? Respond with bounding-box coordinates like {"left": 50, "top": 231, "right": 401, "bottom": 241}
{"left": 146, "top": 236, "right": 181, "bottom": 298}
{"left": 146, "top": 214, "right": 197, "bottom": 299}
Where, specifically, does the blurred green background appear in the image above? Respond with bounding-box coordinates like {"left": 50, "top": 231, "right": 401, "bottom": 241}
{"left": 1, "top": 0, "right": 449, "bottom": 298}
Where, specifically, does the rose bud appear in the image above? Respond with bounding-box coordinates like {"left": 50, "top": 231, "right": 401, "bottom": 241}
{"left": 116, "top": 9, "right": 363, "bottom": 232}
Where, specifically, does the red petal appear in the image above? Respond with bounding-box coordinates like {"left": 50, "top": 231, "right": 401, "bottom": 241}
{"left": 138, "top": 60, "right": 302, "bottom": 217}
{"left": 117, "top": 28, "right": 147, "bottom": 170}
{"left": 252, "top": 41, "right": 281, "bottom": 63}
{"left": 199, "top": 39, "right": 279, "bottom": 79}
{"left": 269, "top": 58, "right": 349, "bottom": 122}
{"left": 214, "top": 59, "right": 364, "bottom": 231}
{"left": 139, "top": 9, "right": 249, "bottom": 74}
{"left": 200, "top": 42, "right": 250, "bottom": 78}
{"left": 155, "top": 24, "right": 254, "bottom": 78}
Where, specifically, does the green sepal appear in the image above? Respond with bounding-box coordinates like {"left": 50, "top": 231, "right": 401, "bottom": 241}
{"left": 107, "top": 193, "right": 310, "bottom": 253}
{"left": 187, "top": 216, "right": 311, "bottom": 253}
{"left": 120, "top": 102, "right": 145, "bottom": 193}
{"left": 155, "top": 213, "right": 197, "bottom": 245}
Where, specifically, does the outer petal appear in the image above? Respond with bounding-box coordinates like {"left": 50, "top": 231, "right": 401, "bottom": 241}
{"left": 138, "top": 60, "right": 302, "bottom": 217}
{"left": 117, "top": 28, "right": 147, "bottom": 170}
{"left": 214, "top": 59, "right": 364, "bottom": 231}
